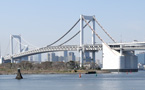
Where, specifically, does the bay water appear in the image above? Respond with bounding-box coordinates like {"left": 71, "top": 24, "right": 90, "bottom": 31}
{"left": 0, "top": 71, "right": 145, "bottom": 90}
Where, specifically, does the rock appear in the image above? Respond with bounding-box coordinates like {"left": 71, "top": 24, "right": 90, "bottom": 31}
{"left": 16, "top": 68, "right": 23, "bottom": 79}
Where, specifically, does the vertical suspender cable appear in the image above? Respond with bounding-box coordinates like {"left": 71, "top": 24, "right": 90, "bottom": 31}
{"left": 21, "top": 37, "right": 38, "bottom": 48}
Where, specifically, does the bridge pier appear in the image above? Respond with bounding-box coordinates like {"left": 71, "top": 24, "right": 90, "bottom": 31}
{"left": 102, "top": 43, "right": 138, "bottom": 72}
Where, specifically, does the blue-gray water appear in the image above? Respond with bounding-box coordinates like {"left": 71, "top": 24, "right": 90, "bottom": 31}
{"left": 1, "top": 71, "right": 145, "bottom": 90}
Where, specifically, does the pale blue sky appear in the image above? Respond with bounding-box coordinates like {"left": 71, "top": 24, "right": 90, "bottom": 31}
{"left": 0, "top": 0, "right": 145, "bottom": 57}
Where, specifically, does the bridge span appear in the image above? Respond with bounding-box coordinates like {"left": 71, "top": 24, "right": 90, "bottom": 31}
{"left": 3, "top": 42, "right": 145, "bottom": 60}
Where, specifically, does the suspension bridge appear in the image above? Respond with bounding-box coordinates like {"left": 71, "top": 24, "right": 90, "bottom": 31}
{"left": 1, "top": 15, "right": 145, "bottom": 72}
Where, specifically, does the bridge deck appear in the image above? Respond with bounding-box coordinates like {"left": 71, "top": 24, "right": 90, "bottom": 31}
{"left": 4, "top": 42, "right": 145, "bottom": 60}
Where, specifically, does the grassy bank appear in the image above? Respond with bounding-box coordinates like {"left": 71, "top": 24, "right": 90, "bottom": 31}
{"left": 0, "top": 61, "right": 109, "bottom": 75}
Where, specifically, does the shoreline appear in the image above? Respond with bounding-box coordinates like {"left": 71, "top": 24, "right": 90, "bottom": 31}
{"left": 0, "top": 70, "right": 110, "bottom": 75}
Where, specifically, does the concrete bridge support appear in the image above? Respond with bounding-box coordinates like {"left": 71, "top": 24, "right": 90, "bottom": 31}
{"left": 102, "top": 43, "right": 138, "bottom": 72}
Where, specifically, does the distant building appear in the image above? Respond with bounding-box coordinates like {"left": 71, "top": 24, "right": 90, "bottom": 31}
{"left": 50, "top": 53, "right": 55, "bottom": 62}
{"left": 28, "top": 56, "right": 33, "bottom": 62}
{"left": 47, "top": 53, "right": 50, "bottom": 61}
{"left": 84, "top": 52, "right": 91, "bottom": 62}
{"left": 33, "top": 54, "right": 41, "bottom": 63}
{"left": 21, "top": 56, "right": 28, "bottom": 61}
{"left": 47, "top": 51, "right": 76, "bottom": 62}
{"left": 48, "top": 53, "right": 58, "bottom": 62}
{"left": 68, "top": 52, "right": 75, "bottom": 61}
{"left": 136, "top": 52, "right": 145, "bottom": 64}
{"left": 64, "top": 51, "right": 67, "bottom": 57}
{"left": 63, "top": 51, "right": 68, "bottom": 62}
{"left": 55, "top": 56, "right": 58, "bottom": 62}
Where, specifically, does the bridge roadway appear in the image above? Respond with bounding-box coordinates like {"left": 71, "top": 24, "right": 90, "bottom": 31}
{"left": 4, "top": 44, "right": 102, "bottom": 60}
{"left": 4, "top": 42, "right": 145, "bottom": 60}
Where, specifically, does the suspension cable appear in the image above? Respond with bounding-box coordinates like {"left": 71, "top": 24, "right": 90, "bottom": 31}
{"left": 82, "top": 16, "right": 105, "bottom": 43}
{"left": 59, "top": 31, "right": 80, "bottom": 46}
{"left": 93, "top": 16, "right": 116, "bottom": 43}
{"left": 12, "top": 36, "right": 28, "bottom": 47}
{"left": 47, "top": 19, "right": 80, "bottom": 46}
{"left": 12, "top": 36, "right": 37, "bottom": 50}
{"left": 21, "top": 36, "right": 38, "bottom": 48}
{"left": 82, "top": 16, "right": 117, "bottom": 55}
{"left": 59, "top": 20, "right": 91, "bottom": 46}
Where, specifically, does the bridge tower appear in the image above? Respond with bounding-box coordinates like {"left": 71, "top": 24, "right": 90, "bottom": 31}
{"left": 10, "top": 35, "right": 22, "bottom": 63}
{"left": 80, "top": 15, "right": 96, "bottom": 67}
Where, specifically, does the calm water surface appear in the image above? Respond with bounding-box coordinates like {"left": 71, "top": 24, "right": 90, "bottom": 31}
{"left": 1, "top": 71, "right": 145, "bottom": 90}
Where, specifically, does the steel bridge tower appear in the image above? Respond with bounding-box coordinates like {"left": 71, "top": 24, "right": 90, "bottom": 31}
{"left": 10, "top": 35, "right": 22, "bottom": 63}
{"left": 80, "top": 15, "right": 96, "bottom": 67}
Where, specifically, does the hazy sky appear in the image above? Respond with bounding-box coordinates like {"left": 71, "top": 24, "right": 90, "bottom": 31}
{"left": 0, "top": 0, "right": 145, "bottom": 57}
